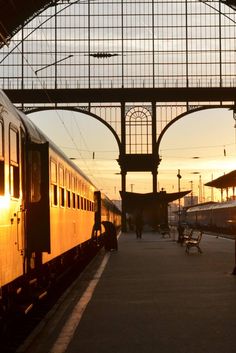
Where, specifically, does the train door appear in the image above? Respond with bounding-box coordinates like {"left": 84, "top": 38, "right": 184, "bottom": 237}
{"left": 26, "top": 141, "right": 50, "bottom": 265}
{"left": 94, "top": 191, "right": 101, "bottom": 228}
{"left": 7, "top": 124, "right": 25, "bottom": 280}
{"left": 18, "top": 128, "right": 27, "bottom": 268}
{"left": 13, "top": 128, "right": 27, "bottom": 258}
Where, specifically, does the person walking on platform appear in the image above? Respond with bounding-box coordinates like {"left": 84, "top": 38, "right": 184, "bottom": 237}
{"left": 135, "top": 213, "right": 143, "bottom": 239}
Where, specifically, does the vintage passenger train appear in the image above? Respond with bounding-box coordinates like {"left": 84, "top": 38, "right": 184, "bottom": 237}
{"left": 0, "top": 90, "right": 121, "bottom": 315}
{"left": 185, "top": 200, "right": 236, "bottom": 236}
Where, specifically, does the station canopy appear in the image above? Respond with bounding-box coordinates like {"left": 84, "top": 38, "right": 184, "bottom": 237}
{"left": 205, "top": 170, "right": 236, "bottom": 189}
{"left": 0, "top": 0, "right": 59, "bottom": 47}
{"left": 120, "top": 190, "right": 191, "bottom": 213}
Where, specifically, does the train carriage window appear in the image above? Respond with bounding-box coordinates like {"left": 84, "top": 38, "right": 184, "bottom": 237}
{"left": 50, "top": 159, "right": 58, "bottom": 206}
{"left": 72, "top": 176, "right": 76, "bottom": 208}
{"left": 72, "top": 192, "right": 76, "bottom": 209}
{"left": 28, "top": 150, "right": 41, "bottom": 202}
{"left": 66, "top": 170, "right": 71, "bottom": 208}
{"left": 67, "top": 190, "right": 71, "bottom": 208}
{"left": 77, "top": 195, "right": 80, "bottom": 209}
{"left": 9, "top": 126, "right": 19, "bottom": 198}
{"left": 60, "top": 187, "right": 65, "bottom": 207}
{"left": 0, "top": 120, "right": 4, "bottom": 195}
{"left": 81, "top": 197, "right": 84, "bottom": 210}
{"left": 59, "top": 165, "right": 65, "bottom": 207}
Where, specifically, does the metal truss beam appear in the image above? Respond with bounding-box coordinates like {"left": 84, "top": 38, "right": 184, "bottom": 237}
{"left": 4, "top": 88, "right": 236, "bottom": 104}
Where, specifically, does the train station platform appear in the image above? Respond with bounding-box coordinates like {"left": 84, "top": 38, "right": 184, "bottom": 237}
{"left": 19, "top": 231, "right": 236, "bottom": 353}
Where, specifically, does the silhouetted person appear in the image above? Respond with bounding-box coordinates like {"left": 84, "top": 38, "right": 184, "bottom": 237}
{"left": 127, "top": 216, "right": 133, "bottom": 232}
{"left": 177, "top": 223, "right": 184, "bottom": 243}
{"left": 102, "top": 221, "right": 118, "bottom": 251}
{"left": 135, "top": 215, "right": 143, "bottom": 239}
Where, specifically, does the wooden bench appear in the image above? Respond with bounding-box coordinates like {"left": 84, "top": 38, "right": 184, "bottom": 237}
{"left": 185, "top": 230, "right": 203, "bottom": 254}
{"left": 181, "top": 227, "right": 193, "bottom": 245}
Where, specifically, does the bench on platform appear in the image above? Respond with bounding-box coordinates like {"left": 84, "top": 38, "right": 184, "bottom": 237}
{"left": 181, "top": 227, "right": 193, "bottom": 245}
{"left": 185, "top": 230, "right": 203, "bottom": 254}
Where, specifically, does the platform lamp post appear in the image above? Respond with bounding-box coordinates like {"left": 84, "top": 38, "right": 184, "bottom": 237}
{"left": 177, "top": 169, "right": 182, "bottom": 242}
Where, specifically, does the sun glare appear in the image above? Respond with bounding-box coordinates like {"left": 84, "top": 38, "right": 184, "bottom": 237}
{"left": 0, "top": 194, "right": 10, "bottom": 209}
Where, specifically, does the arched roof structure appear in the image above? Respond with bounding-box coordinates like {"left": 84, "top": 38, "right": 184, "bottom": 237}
{"left": 223, "top": 1, "right": 236, "bottom": 11}
{"left": 0, "top": 0, "right": 59, "bottom": 47}
{"left": 1, "top": 0, "right": 236, "bottom": 48}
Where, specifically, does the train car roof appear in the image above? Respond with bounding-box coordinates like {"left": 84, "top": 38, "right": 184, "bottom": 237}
{"left": 0, "top": 89, "right": 22, "bottom": 122}
{"left": 187, "top": 200, "right": 236, "bottom": 212}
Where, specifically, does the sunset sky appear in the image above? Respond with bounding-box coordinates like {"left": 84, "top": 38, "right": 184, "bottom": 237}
{"left": 29, "top": 106, "right": 236, "bottom": 203}
{"left": 0, "top": 0, "right": 235, "bottom": 205}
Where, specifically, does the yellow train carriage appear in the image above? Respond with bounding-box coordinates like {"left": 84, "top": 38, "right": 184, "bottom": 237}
{"left": 20, "top": 115, "right": 98, "bottom": 269}
{"left": 0, "top": 89, "right": 121, "bottom": 316}
{"left": 43, "top": 147, "right": 96, "bottom": 264}
{"left": 0, "top": 92, "right": 25, "bottom": 289}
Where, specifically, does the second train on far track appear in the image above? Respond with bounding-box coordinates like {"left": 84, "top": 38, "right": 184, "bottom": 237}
{"left": 185, "top": 200, "right": 236, "bottom": 237}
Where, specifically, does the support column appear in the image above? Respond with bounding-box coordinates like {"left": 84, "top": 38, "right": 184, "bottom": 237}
{"left": 152, "top": 101, "right": 157, "bottom": 193}
{"left": 152, "top": 170, "right": 157, "bottom": 193}
{"left": 121, "top": 170, "right": 127, "bottom": 232}
{"left": 120, "top": 101, "right": 127, "bottom": 232}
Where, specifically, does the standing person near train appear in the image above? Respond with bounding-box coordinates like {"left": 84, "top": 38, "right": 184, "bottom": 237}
{"left": 102, "top": 221, "right": 118, "bottom": 251}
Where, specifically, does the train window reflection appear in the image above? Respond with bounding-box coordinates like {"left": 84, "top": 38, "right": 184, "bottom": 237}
{"left": 59, "top": 165, "right": 64, "bottom": 186}
{"left": 50, "top": 159, "right": 57, "bottom": 183}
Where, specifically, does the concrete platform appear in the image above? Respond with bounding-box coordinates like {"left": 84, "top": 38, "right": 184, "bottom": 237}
{"left": 19, "top": 231, "right": 236, "bottom": 353}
